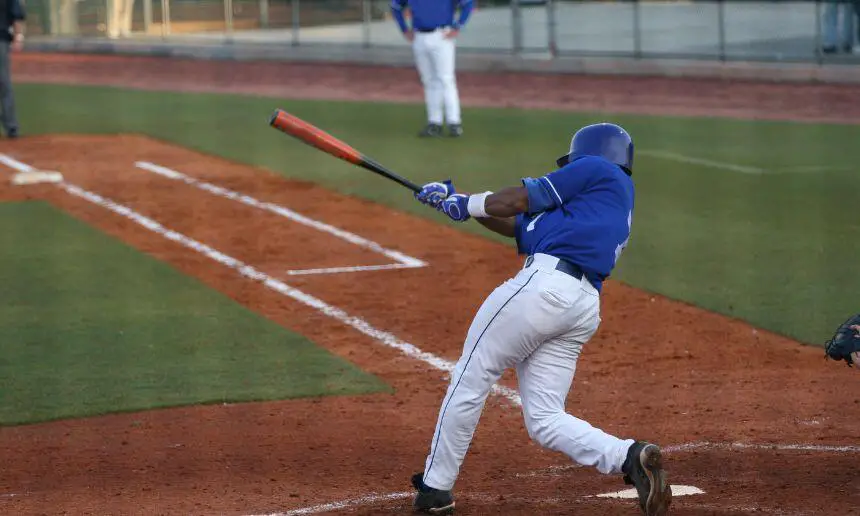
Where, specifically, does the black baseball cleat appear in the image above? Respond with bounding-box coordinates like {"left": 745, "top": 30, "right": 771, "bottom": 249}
{"left": 447, "top": 124, "right": 463, "bottom": 137}
{"left": 622, "top": 441, "right": 672, "bottom": 516}
{"left": 411, "top": 472, "right": 455, "bottom": 514}
{"left": 418, "top": 124, "right": 443, "bottom": 138}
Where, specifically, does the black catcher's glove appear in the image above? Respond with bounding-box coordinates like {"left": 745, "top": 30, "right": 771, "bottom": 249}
{"left": 824, "top": 313, "right": 860, "bottom": 367}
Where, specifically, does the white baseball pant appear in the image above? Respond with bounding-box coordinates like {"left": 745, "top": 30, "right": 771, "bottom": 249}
{"left": 107, "top": 0, "right": 136, "bottom": 38}
{"left": 412, "top": 29, "right": 461, "bottom": 126}
{"left": 422, "top": 253, "right": 634, "bottom": 491}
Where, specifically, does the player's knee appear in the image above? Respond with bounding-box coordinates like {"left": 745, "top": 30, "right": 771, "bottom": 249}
{"left": 460, "top": 369, "right": 501, "bottom": 397}
{"left": 439, "top": 74, "right": 456, "bottom": 88}
{"left": 523, "top": 408, "right": 563, "bottom": 446}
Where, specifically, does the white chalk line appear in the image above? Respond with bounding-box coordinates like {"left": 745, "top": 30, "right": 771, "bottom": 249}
{"left": 246, "top": 492, "right": 412, "bottom": 516}
{"left": 640, "top": 150, "right": 763, "bottom": 174}
{"left": 133, "top": 161, "right": 427, "bottom": 274}
{"left": 781, "top": 164, "right": 851, "bottom": 174}
{"left": 640, "top": 150, "right": 845, "bottom": 175}
{"left": 0, "top": 154, "right": 521, "bottom": 408}
{"left": 285, "top": 263, "right": 418, "bottom": 276}
{"left": 663, "top": 441, "right": 860, "bottom": 454}
{"left": 0, "top": 154, "right": 35, "bottom": 173}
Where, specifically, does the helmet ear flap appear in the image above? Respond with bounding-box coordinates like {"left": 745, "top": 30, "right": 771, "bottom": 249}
{"left": 556, "top": 153, "right": 571, "bottom": 168}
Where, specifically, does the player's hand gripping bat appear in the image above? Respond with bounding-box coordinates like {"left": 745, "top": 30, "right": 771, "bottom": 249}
{"left": 268, "top": 109, "right": 421, "bottom": 193}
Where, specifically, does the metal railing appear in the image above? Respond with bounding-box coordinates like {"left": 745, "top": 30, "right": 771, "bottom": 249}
{"left": 27, "top": 0, "right": 860, "bottom": 65}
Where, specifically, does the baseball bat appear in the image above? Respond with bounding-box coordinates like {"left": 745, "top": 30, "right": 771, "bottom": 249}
{"left": 268, "top": 109, "right": 422, "bottom": 193}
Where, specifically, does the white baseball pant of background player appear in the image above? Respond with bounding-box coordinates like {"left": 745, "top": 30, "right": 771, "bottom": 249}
{"left": 422, "top": 253, "right": 635, "bottom": 490}
{"left": 412, "top": 29, "right": 461, "bottom": 126}
{"left": 107, "top": 0, "right": 136, "bottom": 38}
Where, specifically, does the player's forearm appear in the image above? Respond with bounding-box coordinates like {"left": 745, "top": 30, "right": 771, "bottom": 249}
{"left": 468, "top": 187, "right": 529, "bottom": 219}
{"left": 390, "top": 6, "right": 409, "bottom": 33}
{"left": 474, "top": 216, "right": 516, "bottom": 238}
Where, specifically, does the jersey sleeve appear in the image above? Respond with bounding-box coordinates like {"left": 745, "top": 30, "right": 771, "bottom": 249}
{"left": 520, "top": 157, "right": 600, "bottom": 214}
{"left": 538, "top": 157, "right": 600, "bottom": 206}
{"left": 390, "top": 0, "right": 409, "bottom": 32}
{"left": 455, "top": 0, "right": 474, "bottom": 29}
{"left": 521, "top": 177, "right": 555, "bottom": 215}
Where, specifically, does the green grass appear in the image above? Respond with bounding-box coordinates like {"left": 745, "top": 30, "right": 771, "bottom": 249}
{"left": 0, "top": 201, "right": 389, "bottom": 426}
{"left": 14, "top": 82, "right": 860, "bottom": 345}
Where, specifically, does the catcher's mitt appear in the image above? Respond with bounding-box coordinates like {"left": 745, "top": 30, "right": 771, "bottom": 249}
{"left": 824, "top": 313, "right": 860, "bottom": 367}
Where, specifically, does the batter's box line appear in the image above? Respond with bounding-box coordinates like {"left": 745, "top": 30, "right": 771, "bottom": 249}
{"left": 663, "top": 441, "right": 860, "bottom": 454}
{"left": 285, "top": 263, "right": 422, "bottom": 276}
{"left": 133, "top": 161, "right": 428, "bottom": 276}
{"left": 246, "top": 492, "right": 413, "bottom": 516}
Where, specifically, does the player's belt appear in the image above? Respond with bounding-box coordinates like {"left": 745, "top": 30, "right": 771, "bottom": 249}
{"left": 554, "top": 258, "right": 585, "bottom": 281}
{"left": 416, "top": 26, "right": 451, "bottom": 33}
{"left": 524, "top": 254, "right": 584, "bottom": 281}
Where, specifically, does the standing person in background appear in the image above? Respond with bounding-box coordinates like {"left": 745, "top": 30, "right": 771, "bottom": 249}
{"left": 0, "top": 0, "right": 24, "bottom": 139}
{"left": 855, "top": 0, "right": 860, "bottom": 53}
{"left": 820, "top": 0, "right": 857, "bottom": 54}
{"left": 391, "top": 0, "right": 474, "bottom": 138}
{"left": 107, "top": 0, "right": 136, "bottom": 39}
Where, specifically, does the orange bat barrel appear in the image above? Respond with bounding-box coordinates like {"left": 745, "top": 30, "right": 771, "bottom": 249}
{"left": 268, "top": 109, "right": 421, "bottom": 193}
{"left": 269, "top": 109, "right": 363, "bottom": 165}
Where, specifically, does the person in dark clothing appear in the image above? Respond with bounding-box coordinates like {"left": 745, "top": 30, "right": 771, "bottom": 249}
{"left": 0, "top": 0, "right": 24, "bottom": 138}
{"left": 820, "top": 0, "right": 860, "bottom": 54}
{"left": 856, "top": 1, "right": 860, "bottom": 53}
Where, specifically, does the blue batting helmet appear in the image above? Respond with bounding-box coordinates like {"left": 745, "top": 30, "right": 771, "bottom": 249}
{"left": 556, "top": 123, "right": 634, "bottom": 174}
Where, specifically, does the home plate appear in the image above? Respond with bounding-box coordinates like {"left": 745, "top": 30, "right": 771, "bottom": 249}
{"left": 594, "top": 485, "right": 704, "bottom": 498}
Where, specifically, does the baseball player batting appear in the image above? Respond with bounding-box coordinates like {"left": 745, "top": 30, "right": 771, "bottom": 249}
{"left": 391, "top": 0, "right": 473, "bottom": 138}
{"left": 410, "top": 123, "right": 672, "bottom": 515}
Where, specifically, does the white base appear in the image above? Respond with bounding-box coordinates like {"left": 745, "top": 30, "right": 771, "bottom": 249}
{"left": 11, "top": 171, "right": 64, "bottom": 185}
{"left": 594, "top": 485, "right": 705, "bottom": 499}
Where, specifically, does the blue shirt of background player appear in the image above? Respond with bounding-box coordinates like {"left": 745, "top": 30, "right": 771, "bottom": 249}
{"left": 391, "top": 0, "right": 474, "bottom": 32}
{"left": 514, "top": 155, "right": 635, "bottom": 293}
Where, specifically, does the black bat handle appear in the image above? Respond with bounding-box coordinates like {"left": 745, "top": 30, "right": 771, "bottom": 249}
{"left": 361, "top": 157, "right": 422, "bottom": 193}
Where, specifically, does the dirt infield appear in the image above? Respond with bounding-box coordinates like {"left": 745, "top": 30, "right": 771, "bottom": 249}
{"left": 0, "top": 134, "right": 858, "bottom": 516}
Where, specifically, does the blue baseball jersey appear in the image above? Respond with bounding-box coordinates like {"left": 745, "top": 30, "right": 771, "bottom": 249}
{"left": 514, "top": 156, "right": 634, "bottom": 293}
{"left": 391, "top": 0, "right": 474, "bottom": 33}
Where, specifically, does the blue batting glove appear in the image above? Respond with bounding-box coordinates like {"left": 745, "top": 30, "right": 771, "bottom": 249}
{"left": 415, "top": 180, "right": 455, "bottom": 207}
{"left": 439, "top": 194, "right": 471, "bottom": 222}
